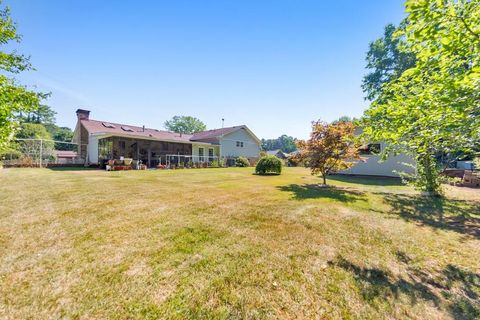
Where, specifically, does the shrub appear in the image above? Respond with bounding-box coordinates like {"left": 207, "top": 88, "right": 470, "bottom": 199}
{"left": 255, "top": 155, "right": 282, "bottom": 175}
{"left": 235, "top": 157, "right": 250, "bottom": 167}
{"left": 210, "top": 160, "right": 219, "bottom": 168}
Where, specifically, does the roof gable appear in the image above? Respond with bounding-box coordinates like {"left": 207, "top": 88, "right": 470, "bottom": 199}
{"left": 191, "top": 125, "right": 261, "bottom": 144}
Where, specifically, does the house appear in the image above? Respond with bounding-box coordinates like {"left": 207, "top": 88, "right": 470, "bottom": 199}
{"left": 340, "top": 128, "right": 415, "bottom": 177}
{"left": 340, "top": 142, "right": 415, "bottom": 177}
{"left": 72, "top": 109, "right": 261, "bottom": 167}
{"left": 266, "top": 149, "right": 289, "bottom": 159}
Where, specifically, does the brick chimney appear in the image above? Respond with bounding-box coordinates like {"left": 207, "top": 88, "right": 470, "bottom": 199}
{"left": 76, "top": 109, "right": 90, "bottom": 121}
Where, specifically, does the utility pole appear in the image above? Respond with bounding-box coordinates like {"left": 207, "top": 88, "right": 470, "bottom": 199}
{"left": 222, "top": 118, "right": 224, "bottom": 128}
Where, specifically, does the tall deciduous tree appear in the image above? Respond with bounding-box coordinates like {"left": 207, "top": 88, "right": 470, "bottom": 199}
{"left": 362, "top": 0, "right": 480, "bottom": 195}
{"left": 362, "top": 23, "right": 416, "bottom": 102}
{"left": 295, "top": 120, "right": 361, "bottom": 185}
{"left": 164, "top": 116, "right": 207, "bottom": 134}
{"left": 0, "top": 3, "right": 43, "bottom": 152}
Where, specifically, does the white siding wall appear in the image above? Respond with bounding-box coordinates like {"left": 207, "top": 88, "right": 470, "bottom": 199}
{"left": 87, "top": 135, "right": 99, "bottom": 164}
{"left": 220, "top": 129, "right": 261, "bottom": 158}
{"left": 192, "top": 144, "right": 219, "bottom": 159}
{"left": 341, "top": 153, "right": 415, "bottom": 177}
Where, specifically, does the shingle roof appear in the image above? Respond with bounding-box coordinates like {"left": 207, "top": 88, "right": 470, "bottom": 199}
{"left": 266, "top": 149, "right": 281, "bottom": 155}
{"left": 54, "top": 150, "right": 78, "bottom": 158}
{"left": 190, "top": 126, "right": 245, "bottom": 143}
{"left": 80, "top": 119, "right": 194, "bottom": 143}
{"left": 80, "top": 119, "right": 249, "bottom": 144}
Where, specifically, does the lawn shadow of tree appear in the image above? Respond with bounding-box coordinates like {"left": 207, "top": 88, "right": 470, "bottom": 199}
{"left": 328, "top": 174, "right": 405, "bottom": 187}
{"left": 277, "top": 184, "right": 366, "bottom": 203}
{"left": 47, "top": 167, "right": 99, "bottom": 171}
{"left": 377, "top": 193, "right": 480, "bottom": 239}
{"left": 330, "top": 255, "right": 440, "bottom": 307}
{"left": 330, "top": 255, "right": 480, "bottom": 319}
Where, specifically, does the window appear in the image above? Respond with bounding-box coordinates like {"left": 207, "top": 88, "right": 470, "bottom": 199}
{"left": 359, "top": 143, "right": 381, "bottom": 155}
{"left": 236, "top": 141, "right": 244, "bottom": 147}
{"left": 119, "top": 141, "right": 126, "bottom": 150}
{"left": 199, "top": 147, "right": 204, "bottom": 161}
{"left": 208, "top": 148, "right": 214, "bottom": 160}
{"left": 102, "top": 122, "right": 116, "bottom": 128}
{"left": 121, "top": 126, "right": 134, "bottom": 132}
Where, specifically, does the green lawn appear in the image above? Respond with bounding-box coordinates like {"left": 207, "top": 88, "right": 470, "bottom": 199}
{"left": 1, "top": 167, "right": 479, "bottom": 319}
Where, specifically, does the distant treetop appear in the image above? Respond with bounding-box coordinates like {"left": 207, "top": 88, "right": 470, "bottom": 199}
{"left": 164, "top": 116, "right": 207, "bottom": 134}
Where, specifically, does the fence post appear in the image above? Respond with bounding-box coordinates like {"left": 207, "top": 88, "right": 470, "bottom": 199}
{"left": 39, "top": 139, "right": 43, "bottom": 168}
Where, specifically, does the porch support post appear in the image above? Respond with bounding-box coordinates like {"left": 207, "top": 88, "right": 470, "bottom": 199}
{"left": 147, "top": 147, "right": 151, "bottom": 168}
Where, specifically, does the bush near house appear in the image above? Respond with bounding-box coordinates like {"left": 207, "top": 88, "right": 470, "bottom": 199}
{"left": 255, "top": 155, "right": 282, "bottom": 175}
{"left": 235, "top": 157, "right": 250, "bottom": 167}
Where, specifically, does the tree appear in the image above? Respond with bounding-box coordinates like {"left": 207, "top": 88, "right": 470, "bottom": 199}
{"left": 164, "top": 116, "right": 207, "bottom": 134}
{"left": 0, "top": 3, "right": 43, "bottom": 153}
{"left": 17, "top": 104, "right": 56, "bottom": 125}
{"left": 331, "top": 116, "right": 359, "bottom": 124}
{"left": 362, "top": 0, "right": 480, "bottom": 195}
{"left": 261, "top": 135, "right": 297, "bottom": 153}
{"left": 14, "top": 122, "right": 55, "bottom": 161}
{"left": 50, "top": 126, "right": 73, "bottom": 142}
{"left": 45, "top": 124, "right": 75, "bottom": 151}
{"left": 295, "top": 120, "right": 361, "bottom": 185}
{"left": 16, "top": 122, "right": 52, "bottom": 140}
{"left": 362, "top": 23, "right": 416, "bottom": 101}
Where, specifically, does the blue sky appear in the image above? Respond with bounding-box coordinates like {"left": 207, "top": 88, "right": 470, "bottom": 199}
{"left": 10, "top": 0, "right": 405, "bottom": 139}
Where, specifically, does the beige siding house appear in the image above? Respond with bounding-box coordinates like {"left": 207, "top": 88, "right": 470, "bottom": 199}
{"left": 72, "top": 109, "right": 261, "bottom": 167}
{"left": 339, "top": 127, "right": 416, "bottom": 177}
{"left": 341, "top": 141, "right": 416, "bottom": 177}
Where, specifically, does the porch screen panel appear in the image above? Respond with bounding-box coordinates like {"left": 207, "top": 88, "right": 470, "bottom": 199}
{"left": 98, "top": 137, "right": 113, "bottom": 162}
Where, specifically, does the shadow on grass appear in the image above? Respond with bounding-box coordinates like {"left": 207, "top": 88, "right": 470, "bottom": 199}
{"left": 328, "top": 174, "right": 404, "bottom": 186}
{"left": 47, "top": 166, "right": 100, "bottom": 171}
{"left": 377, "top": 193, "right": 480, "bottom": 239}
{"left": 331, "top": 255, "right": 440, "bottom": 306}
{"left": 331, "top": 255, "right": 480, "bottom": 319}
{"left": 277, "top": 184, "right": 366, "bottom": 202}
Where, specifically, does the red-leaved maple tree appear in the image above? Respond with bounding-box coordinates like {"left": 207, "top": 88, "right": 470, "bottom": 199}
{"left": 295, "top": 120, "right": 362, "bottom": 185}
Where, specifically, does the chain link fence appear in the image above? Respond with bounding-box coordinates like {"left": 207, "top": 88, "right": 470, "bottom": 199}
{"left": 1, "top": 139, "right": 86, "bottom": 167}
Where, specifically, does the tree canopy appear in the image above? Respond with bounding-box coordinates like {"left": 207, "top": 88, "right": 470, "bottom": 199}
{"left": 164, "top": 116, "right": 207, "bottom": 134}
{"left": 362, "top": 23, "right": 416, "bottom": 102}
{"left": 331, "top": 116, "right": 358, "bottom": 125}
{"left": 0, "top": 3, "right": 43, "bottom": 153}
{"left": 17, "top": 104, "right": 56, "bottom": 125}
{"left": 261, "top": 135, "right": 297, "bottom": 153}
{"left": 362, "top": 0, "right": 480, "bottom": 194}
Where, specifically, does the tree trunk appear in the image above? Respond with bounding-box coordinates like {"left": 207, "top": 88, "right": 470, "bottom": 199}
{"left": 322, "top": 173, "right": 327, "bottom": 185}
{"left": 418, "top": 153, "right": 441, "bottom": 196}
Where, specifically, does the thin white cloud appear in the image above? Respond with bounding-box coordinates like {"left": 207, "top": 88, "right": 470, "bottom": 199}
{"left": 26, "top": 71, "right": 93, "bottom": 106}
